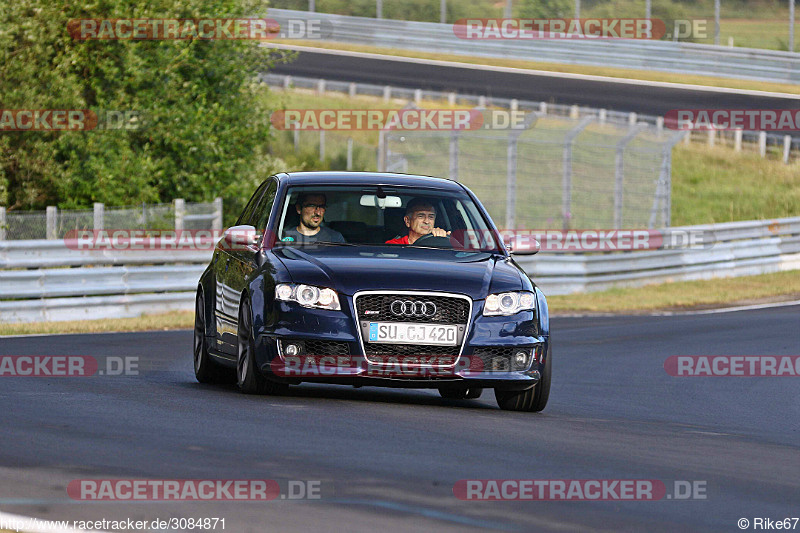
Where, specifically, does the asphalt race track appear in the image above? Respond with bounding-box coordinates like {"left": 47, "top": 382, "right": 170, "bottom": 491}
{"left": 2, "top": 305, "right": 799, "bottom": 532}
{"left": 270, "top": 48, "right": 800, "bottom": 117}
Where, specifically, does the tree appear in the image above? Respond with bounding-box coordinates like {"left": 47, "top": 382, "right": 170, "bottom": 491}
{"left": 0, "top": 0, "right": 286, "bottom": 210}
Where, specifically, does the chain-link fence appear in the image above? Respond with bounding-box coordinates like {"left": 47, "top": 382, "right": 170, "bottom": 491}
{"left": 0, "top": 199, "right": 222, "bottom": 240}
{"left": 381, "top": 115, "right": 685, "bottom": 230}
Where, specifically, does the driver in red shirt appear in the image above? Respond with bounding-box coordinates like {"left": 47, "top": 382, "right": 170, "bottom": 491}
{"left": 386, "top": 198, "right": 451, "bottom": 244}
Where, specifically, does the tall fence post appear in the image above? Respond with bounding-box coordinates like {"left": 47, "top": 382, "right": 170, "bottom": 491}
{"left": 347, "top": 137, "right": 354, "bottom": 170}
{"left": 505, "top": 112, "right": 541, "bottom": 230}
{"left": 0, "top": 207, "right": 6, "bottom": 241}
{"left": 174, "top": 199, "right": 185, "bottom": 232}
{"left": 93, "top": 202, "right": 104, "bottom": 230}
{"left": 449, "top": 129, "right": 460, "bottom": 181}
{"left": 377, "top": 130, "right": 387, "bottom": 172}
{"left": 562, "top": 116, "right": 595, "bottom": 230}
{"left": 212, "top": 197, "right": 223, "bottom": 231}
{"left": 46, "top": 206, "right": 57, "bottom": 240}
{"left": 650, "top": 130, "right": 686, "bottom": 228}
{"left": 614, "top": 124, "right": 648, "bottom": 229}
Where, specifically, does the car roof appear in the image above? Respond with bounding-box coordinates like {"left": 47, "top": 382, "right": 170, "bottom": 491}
{"left": 276, "top": 171, "right": 464, "bottom": 191}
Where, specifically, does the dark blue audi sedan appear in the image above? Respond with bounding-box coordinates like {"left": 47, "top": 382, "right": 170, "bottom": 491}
{"left": 194, "top": 172, "right": 550, "bottom": 412}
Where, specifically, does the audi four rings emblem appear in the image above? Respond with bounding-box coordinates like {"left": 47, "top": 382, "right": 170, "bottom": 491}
{"left": 390, "top": 300, "right": 437, "bottom": 317}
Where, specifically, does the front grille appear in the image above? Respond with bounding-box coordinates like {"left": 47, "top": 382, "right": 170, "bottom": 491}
{"left": 472, "top": 347, "right": 533, "bottom": 372}
{"left": 356, "top": 294, "right": 469, "bottom": 324}
{"left": 364, "top": 342, "right": 459, "bottom": 363}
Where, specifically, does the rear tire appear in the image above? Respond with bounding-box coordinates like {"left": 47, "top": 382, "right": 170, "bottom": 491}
{"left": 237, "top": 298, "right": 289, "bottom": 395}
{"left": 495, "top": 343, "right": 551, "bottom": 412}
{"left": 194, "top": 289, "right": 234, "bottom": 384}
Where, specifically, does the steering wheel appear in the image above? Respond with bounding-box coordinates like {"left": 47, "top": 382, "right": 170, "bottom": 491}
{"left": 414, "top": 233, "right": 453, "bottom": 248}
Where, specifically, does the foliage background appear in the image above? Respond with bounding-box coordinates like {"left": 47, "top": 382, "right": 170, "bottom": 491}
{"left": 0, "top": 0, "right": 288, "bottom": 213}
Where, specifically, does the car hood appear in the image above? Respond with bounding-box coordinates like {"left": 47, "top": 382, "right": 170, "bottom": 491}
{"left": 272, "top": 245, "right": 525, "bottom": 299}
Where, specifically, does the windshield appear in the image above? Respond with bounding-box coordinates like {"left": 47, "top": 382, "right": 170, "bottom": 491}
{"left": 275, "top": 185, "right": 504, "bottom": 252}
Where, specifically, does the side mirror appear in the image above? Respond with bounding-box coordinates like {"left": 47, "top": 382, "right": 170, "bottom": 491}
{"left": 221, "top": 225, "right": 259, "bottom": 251}
{"left": 505, "top": 235, "right": 540, "bottom": 255}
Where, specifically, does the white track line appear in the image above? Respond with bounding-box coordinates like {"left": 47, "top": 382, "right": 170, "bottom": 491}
{"left": 265, "top": 43, "right": 800, "bottom": 99}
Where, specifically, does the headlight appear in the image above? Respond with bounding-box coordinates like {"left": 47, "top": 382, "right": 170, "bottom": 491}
{"left": 483, "top": 291, "right": 535, "bottom": 316}
{"left": 275, "top": 283, "right": 341, "bottom": 310}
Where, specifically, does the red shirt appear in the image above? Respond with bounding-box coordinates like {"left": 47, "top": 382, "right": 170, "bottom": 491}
{"left": 385, "top": 235, "right": 410, "bottom": 244}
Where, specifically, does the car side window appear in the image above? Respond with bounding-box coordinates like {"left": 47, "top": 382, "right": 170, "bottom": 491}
{"left": 249, "top": 179, "right": 278, "bottom": 231}
{"left": 236, "top": 181, "right": 268, "bottom": 226}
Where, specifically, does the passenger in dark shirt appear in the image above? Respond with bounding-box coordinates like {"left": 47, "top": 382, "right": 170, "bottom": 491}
{"left": 282, "top": 193, "right": 345, "bottom": 244}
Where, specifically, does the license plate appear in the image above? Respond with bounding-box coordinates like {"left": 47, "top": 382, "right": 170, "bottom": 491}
{"left": 368, "top": 322, "right": 458, "bottom": 346}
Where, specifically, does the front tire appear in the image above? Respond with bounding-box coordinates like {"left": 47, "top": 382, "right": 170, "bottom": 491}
{"left": 194, "top": 289, "right": 234, "bottom": 384}
{"left": 237, "top": 298, "right": 288, "bottom": 395}
{"left": 495, "top": 343, "right": 551, "bottom": 412}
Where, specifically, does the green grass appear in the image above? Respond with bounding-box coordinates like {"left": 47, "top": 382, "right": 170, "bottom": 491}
{"left": 548, "top": 269, "right": 800, "bottom": 313}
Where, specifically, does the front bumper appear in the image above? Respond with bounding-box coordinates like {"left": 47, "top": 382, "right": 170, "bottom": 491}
{"left": 254, "top": 296, "right": 547, "bottom": 391}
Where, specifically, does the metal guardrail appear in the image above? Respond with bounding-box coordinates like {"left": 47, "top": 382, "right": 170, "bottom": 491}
{"left": 268, "top": 8, "right": 800, "bottom": 84}
{"left": 1, "top": 217, "right": 799, "bottom": 323}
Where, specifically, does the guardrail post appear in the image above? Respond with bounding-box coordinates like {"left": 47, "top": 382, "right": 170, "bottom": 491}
{"left": 562, "top": 116, "right": 595, "bottom": 230}
{"left": 316, "top": 79, "right": 325, "bottom": 95}
{"left": 656, "top": 116, "right": 664, "bottom": 133}
{"left": 212, "top": 198, "right": 223, "bottom": 231}
{"left": 510, "top": 99, "right": 518, "bottom": 111}
{"left": 376, "top": 0, "right": 382, "bottom": 18}
{"left": 93, "top": 202, "right": 104, "bottom": 230}
{"left": 708, "top": 129, "right": 716, "bottom": 147}
{"left": 46, "top": 206, "right": 57, "bottom": 240}
{"left": 383, "top": 86, "right": 391, "bottom": 102}
{"left": 283, "top": 75, "right": 292, "bottom": 90}
{"left": 440, "top": 0, "right": 447, "bottom": 23}
{"left": 309, "top": 0, "right": 315, "bottom": 12}
{"left": 599, "top": 109, "right": 607, "bottom": 124}
{"left": 319, "top": 130, "right": 326, "bottom": 160}
{"left": 448, "top": 92, "right": 456, "bottom": 106}
{"left": 539, "top": 102, "right": 547, "bottom": 114}
{"left": 414, "top": 89, "right": 422, "bottom": 105}
{"left": 759, "top": 131, "right": 767, "bottom": 157}
{"left": 628, "top": 112, "right": 637, "bottom": 125}
{"left": 347, "top": 137, "right": 354, "bottom": 170}
{"left": 294, "top": 129, "right": 300, "bottom": 152}
{"left": 783, "top": 135, "right": 792, "bottom": 164}
{"left": 734, "top": 130, "right": 743, "bottom": 152}
{"left": 349, "top": 82, "right": 357, "bottom": 98}
{"left": 174, "top": 199, "right": 185, "bottom": 232}
{"left": 569, "top": 105, "right": 579, "bottom": 119}
{"left": 614, "top": 124, "right": 648, "bottom": 229}
{"left": 478, "top": 95, "right": 487, "bottom": 108}
{"left": 0, "top": 207, "right": 6, "bottom": 241}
